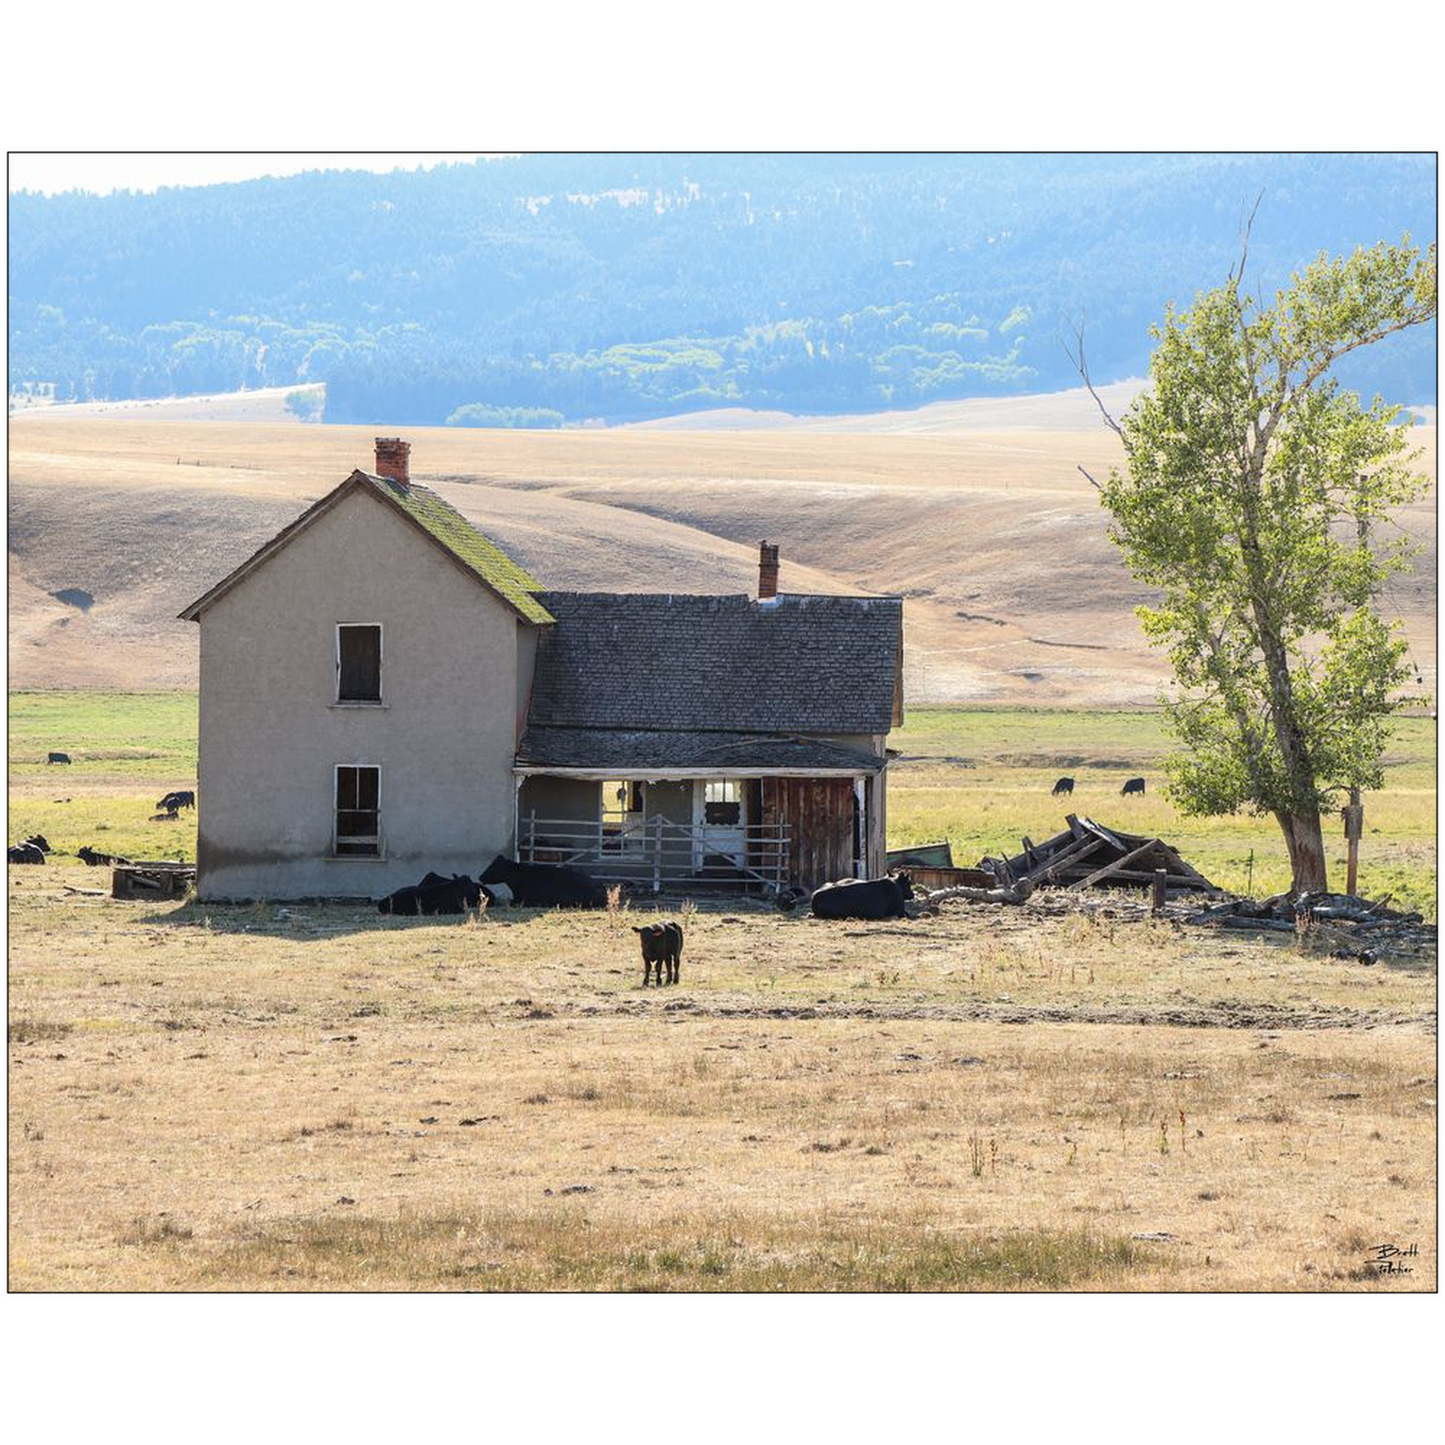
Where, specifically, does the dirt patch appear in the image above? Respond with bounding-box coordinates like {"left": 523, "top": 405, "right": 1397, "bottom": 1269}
{"left": 552, "top": 995, "right": 1434, "bottom": 1034}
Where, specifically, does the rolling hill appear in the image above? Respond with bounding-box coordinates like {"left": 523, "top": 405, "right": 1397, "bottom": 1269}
{"left": 7, "top": 400, "right": 1436, "bottom": 705}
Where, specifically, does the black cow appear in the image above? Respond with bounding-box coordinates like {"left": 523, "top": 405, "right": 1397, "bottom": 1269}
{"left": 377, "top": 873, "right": 483, "bottom": 916}
{"left": 157, "top": 790, "right": 196, "bottom": 813}
{"left": 47, "top": 752, "right": 71, "bottom": 765}
{"left": 1052, "top": 776, "right": 1075, "bottom": 796}
{"left": 8, "top": 835, "right": 51, "bottom": 865}
{"left": 810, "top": 872, "right": 914, "bottom": 921}
{"left": 479, "top": 856, "right": 606, "bottom": 908}
{"left": 1121, "top": 776, "right": 1146, "bottom": 796}
{"left": 78, "top": 845, "right": 132, "bottom": 867}
{"left": 633, "top": 921, "right": 684, "bottom": 986}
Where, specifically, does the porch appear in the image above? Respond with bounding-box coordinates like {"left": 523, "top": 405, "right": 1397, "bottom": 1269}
{"left": 513, "top": 764, "right": 885, "bottom": 894}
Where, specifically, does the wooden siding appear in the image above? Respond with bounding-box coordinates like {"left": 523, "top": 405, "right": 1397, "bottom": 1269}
{"left": 762, "top": 776, "right": 858, "bottom": 892}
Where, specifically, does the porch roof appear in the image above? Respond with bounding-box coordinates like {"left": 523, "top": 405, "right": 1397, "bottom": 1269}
{"left": 515, "top": 727, "right": 885, "bottom": 775}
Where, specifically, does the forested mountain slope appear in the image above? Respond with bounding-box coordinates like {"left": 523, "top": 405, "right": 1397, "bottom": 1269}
{"left": 9, "top": 153, "right": 1435, "bottom": 425}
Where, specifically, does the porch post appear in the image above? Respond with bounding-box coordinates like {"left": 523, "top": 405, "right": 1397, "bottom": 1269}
{"left": 854, "top": 776, "right": 867, "bottom": 878}
{"left": 512, "top": 775, "right": 523, "bottom": 860}
{"left": 653, "top": 813, "right": 663, "bottom": 894}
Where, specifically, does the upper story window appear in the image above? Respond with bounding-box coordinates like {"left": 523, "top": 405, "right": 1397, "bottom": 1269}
{"left": 336, "top": 624, "right": 382, "bottom": 703}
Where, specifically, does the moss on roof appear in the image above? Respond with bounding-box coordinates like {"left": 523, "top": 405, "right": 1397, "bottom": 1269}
{"left": 369, "top": 473, "right": 554, "bottom": 625}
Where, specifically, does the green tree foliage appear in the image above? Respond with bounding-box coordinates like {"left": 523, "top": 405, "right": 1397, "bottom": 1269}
{"left": 444, "top": 403, "right": 563, "bottom": 428}
{"left": 284, "top": 387, "right": 323, "bottom": 422}
{"left": 1096, "top": 233, "right": 1437, "bottom": 892}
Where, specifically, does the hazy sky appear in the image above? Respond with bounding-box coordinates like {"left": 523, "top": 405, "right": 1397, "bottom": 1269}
{"left": 7, "top": 153, "right": 499, "bottom": 196}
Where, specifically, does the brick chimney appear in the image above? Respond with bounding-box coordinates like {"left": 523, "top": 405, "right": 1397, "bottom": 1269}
{"left": 758, "top": 541, "right": 780, "bottom": 601}
{"left": 374, "top": 437, "right": 411, "bottom": 488}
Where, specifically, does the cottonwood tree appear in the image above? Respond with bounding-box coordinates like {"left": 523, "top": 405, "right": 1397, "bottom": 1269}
{"left": 1077, "top": 229, "right": 1437, "bottom": 893}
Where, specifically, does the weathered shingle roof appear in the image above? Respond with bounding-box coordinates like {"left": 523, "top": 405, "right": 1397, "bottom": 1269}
{"left": 517, "top": 727, "right": 885, "bottom": 773}
{"left": 527, "top": 591, "right": 902, "bottom": 734}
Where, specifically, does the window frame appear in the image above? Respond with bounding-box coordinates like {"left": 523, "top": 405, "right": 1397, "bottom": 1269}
{"left": 335, "top": 622, "right": 384, "bottom": 706}
{"left": 702, "top": 777, "right": 743, "bottom": 826}
{"left": 333, "top": 763, "right": 382, "bottom": 858}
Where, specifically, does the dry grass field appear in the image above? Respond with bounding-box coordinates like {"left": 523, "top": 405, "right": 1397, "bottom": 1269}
{"left": 7, "top": 695, "right": 1436, "bottom": 1292}
{"left": 8, "top": 405, "right": 1434, "bottom": 704}
{"left": 8, "top": 872, "right": 1435, "bottom": 1292}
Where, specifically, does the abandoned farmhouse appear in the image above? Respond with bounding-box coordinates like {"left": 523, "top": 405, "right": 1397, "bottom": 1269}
{"left": 180, "top": 439, "right": 904, "bottom": 902}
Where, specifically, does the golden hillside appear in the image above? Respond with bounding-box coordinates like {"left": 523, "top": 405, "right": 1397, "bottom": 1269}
{"left": 7, "top": 408, "right": 1435, "bottom": 703}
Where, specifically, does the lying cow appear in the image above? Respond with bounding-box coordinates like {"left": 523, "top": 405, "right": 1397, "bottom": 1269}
{"left": 633, "top": 921, "right": 684, "bottom": 986}
{"left": 1052, "top": 776, "right": 1075, "bottom": 796}
{"left": 47, "top": 752, "right": 71, "bottom": 765}
{"left": 78, "top": 845, "right": 132, "bottom": 867}
{"left": 810, "top": 872, "right": 913, "bottom": 921}
{"left": 8, "top": 835, "right": 52, "bottom": 865}
{"left": 479, "top": 855, "right": 606, "bottom": 909}
{"left": 377, "top": 872, "right": 484, "bottom": 916}
{"left": 1121, "top": 776, "right": 1146, "bottom": 796}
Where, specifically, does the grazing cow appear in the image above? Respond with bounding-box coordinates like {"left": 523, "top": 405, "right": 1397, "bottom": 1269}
{"left": 479, "top": 855, "right": 606, "bottom": 908}
{"left": 810, "top": 872, "right": 914, "bottom": 921}
{"left": 78, "top": 845, "right": 132, "bottom": 867}
{"left": 1052, "top": 776, "right": 1075, "bottom": 796}
{"left": 1121, "top": 776, "right": 1146, "bottom": 796}
{"left": 633, "top": 921, "right": 684, "bottom": 986}
{"left": 47, "top": 752, "right": 71, "bottom": 765}
{"left": 156, "top": 790, "right": 196, "bottom": 814}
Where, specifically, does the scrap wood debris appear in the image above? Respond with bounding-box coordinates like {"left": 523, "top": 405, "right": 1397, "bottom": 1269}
{"left": 937, "top": 814, "right": 1220, "bottom": 898}
{"left": 1183, "top": 892, "right": 1435, "bottom": 963}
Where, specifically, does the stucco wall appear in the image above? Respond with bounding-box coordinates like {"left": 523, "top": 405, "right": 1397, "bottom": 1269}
{"left": 642, "top": 779, "right": 693, "bottom": 825}
{"left": 196, "top": 486, "right": 534, "bottom": 900}
{"left": 519, "top": 774, "right": 598, "bottom": 825}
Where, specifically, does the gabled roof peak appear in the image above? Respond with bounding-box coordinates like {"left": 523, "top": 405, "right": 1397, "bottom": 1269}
{"left": 179, "top": 467, "right": 554, "bottom": 625}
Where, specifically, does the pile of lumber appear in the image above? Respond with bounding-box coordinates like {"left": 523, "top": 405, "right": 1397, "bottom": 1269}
{"left": 1184, "top": 891, "right": 1434, "bottom": 961}
{"left": 979, "top": 814, "right": 1219, "bottom": 894}
{"left": 111, "top": 861, "right": 195, "bottom": 901}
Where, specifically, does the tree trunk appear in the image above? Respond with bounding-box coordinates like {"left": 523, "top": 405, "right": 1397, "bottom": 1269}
{"left": 1276, "top": 810, "right": 1328, "bottom": 895}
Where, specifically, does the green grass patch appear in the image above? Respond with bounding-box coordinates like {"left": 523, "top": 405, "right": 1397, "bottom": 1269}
{"left": 205, "top": 1211, "right": 1159, "bottom": 1291}
{"left": 890, "top": 707, "right": 1436, "bottom": 917}
{"left": 8, "top": 690, "right": 197, "bottom": 776}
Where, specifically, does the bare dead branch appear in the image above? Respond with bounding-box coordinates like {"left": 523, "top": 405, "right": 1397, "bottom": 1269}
{"left": 1228, "top": 190, "right": 1265, "bottom": 288}
{"left": 1061, "top": 316, "right": 1124, "bottom": 438}
{"left": 1077, "top": 464, "right": 1103, "bottom": 491}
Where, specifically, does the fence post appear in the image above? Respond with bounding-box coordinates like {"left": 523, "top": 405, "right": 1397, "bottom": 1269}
{"left": 1151, "top": 868, "right": 1168, "bottom": 914}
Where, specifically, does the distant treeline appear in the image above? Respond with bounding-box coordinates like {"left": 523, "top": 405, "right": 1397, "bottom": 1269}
{"left": 8, "top": 153, "right": 1437, "bottom": 424}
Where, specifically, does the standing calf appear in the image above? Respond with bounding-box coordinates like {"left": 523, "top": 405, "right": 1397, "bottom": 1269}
{"left": 1121, "top": 776, "right": 1146, "bottom": 796}
{"left": 1051, "top": 776, "right": 1075, "bottom": 796}
{"left": 633, "top": 921, "right": 684, "bottom": 986}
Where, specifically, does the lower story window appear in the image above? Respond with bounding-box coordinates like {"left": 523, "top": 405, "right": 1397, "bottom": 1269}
{"left": 335, "top": 765, "right": 380, "bottom": 856}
